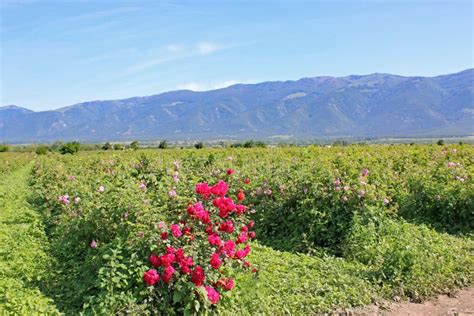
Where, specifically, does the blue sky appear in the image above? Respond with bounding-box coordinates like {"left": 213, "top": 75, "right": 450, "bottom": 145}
{"left": 1, "top": 0, "right": 473, "bottom": 111}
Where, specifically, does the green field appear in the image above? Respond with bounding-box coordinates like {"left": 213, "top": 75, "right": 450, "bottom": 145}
{"left": 0, "top": 145, "right": 473, "bottom": 314}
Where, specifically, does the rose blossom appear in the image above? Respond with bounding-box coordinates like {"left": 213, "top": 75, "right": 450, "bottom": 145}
{"left": 170, "top": 224, "right": 182, "bottom": 238}
{"left": 143, "top": 269, "right": 160, "bottom": 286}
{"left": 191, "top": 266, "right": 205, "bottom": 286}
{"left": 58, "top": 194, "right": 70, "bottom": 205}
{"left": 210, "top": 253, "right": 222, "bottom": 269}
{"left": 168, "top": 189, "right": 177, "bottom": 198}
{"left": 162, "top": 266, "right": 176, "bottom": 284}
{"left": 237, "top": 190, "right": 245, "bottom": 201}
{"left": 205, "top": 286, "right": 220, "bottom": 304}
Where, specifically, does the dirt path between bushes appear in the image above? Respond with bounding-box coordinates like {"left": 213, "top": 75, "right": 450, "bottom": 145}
{"left": 0, "top": 165, "right": 59, "bottom": 314}
{"left": 350, "top": 287, "right": 474, "bottom": 315}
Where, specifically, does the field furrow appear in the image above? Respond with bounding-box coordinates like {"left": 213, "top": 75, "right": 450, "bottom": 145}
{"left": 0, "top": 165, "right": 59, "bottom": 315}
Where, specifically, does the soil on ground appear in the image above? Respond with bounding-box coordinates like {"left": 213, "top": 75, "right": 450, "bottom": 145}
{"left": 348, "top": 287, "right": 474, "bottom": 316}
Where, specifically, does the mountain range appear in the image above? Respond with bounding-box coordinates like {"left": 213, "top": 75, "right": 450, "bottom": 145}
{"left": 1, "top": 69, "right": 473, "bottom": 143}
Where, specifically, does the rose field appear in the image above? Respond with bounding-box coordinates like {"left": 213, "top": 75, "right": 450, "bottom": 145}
{"left": 0, "top": 145, "right": 473, "bottom": 315}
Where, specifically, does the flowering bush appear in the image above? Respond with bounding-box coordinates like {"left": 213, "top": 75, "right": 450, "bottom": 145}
{"left": 25, "top": 144, "right": 473, "bottom": 314}
{"left": 142, "top": 178, "right": 255, "bottom": 312}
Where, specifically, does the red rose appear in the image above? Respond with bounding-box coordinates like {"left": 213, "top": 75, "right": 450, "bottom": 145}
{"left": 219, "top": 220, "right": 234, "bottom": 233}
{"left": 160, "top": 253, "right": 175, "bottom": 267}
{"left": 211, "top": 180, "right": 228, "bottom": 196}
{"left": 220, "top": 240, "right": 235, "bottom": 257}
{"left": 162, "top": 266, "right": 176, "bottom": 284}
{"left": 149, "top": 254, "right": 161, "bottom": 267}
{"left": 191, "top": 265, "right": 205, "bottom": 286}
{"left": 223, "top": 278, "right": 235, "bottom": 291}
{"left": 143, "top": 269, "right": 160, "bottom": 286}
{"left": 235, "top": 204, "right": 247, "bottom": 215}
{"left": 196, "top": 183, "right": 211, "bottom": 199}
{"left": 170, "top": 224, "right": 182, "bottom": 238}
{"left": 236, "top": 232, "right": 248, "bottom": 244}
{"left": 205, "top": 286, "right": 220, "bottom": 304}
{"left": 208, "top": 233, "right": 222, "bottom": 246}
{"left": 237, "top": 189, "right": 245, "bottom": 201}
{"left": 210, "top": 252, "right": 222, "bottom": 269}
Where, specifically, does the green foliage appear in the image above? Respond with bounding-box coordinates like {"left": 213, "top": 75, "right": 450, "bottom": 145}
{"left": 332, "top": 139, "right": 350, "bottom": 146}
{"left": 220, "top": 243, "right": 375, "bottom": 314}
{"left": 49, "top": 141, "right": 64, "bottom": 152}
{"left": 194, "top": 141, "right": 204, "bottom": 149}
{"left": 0, "top": 144, "right": 9, "bottom": 152}
{"left": 0, "top": 153, "right": 33, "bottom": 178}
{"left": 35, "top": 145, "right": 49, "bottom": 155}
{"left": 129, "top": 141, "right": 140, "bottom": 150}
{"left": 344, "top": 217, "right": 473, "bottom": 300}
{"left": 437, "top": 139, "right": 445, "bottom": 146}
{"left": 102, "top": 142, "right": 112, "bottom": 150}
{"left": 59, "top": 141, "right": 80, "bottom": 155}
{"left": 0, "top": 166, "right": 59, "bottom": 314}
{"left": 158, "top": 140, "right": 168, "bottom": 149}
{"left": 231, "top": 140, "right": 266, "bottom": 148}
{"left": 113, "top": 143, "right": 124, "bottom": 150}
{"left": 2, "top": 144, "right": 472, "bottom": 314}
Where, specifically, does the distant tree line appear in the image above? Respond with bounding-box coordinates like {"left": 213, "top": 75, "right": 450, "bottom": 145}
{"left": 230, "top": 140, "right": 266, "bottom": 148}
{"left": 0, "top": 138, "right": 463, "bottom": 155}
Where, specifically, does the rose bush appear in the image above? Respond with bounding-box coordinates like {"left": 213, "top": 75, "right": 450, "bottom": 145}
{"left": 24, "top": 144, "right": 473, "bottom": 314}
{"left": 142, "top": 178, "right": 256, "bottom": 312}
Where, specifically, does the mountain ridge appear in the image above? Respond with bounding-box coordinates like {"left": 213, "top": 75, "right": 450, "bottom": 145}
{"left": 1, "top": 69, "right": 473, "bottom": 143}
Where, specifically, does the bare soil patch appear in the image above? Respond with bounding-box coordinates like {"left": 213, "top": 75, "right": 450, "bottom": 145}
{"left": 348, "top": 288, "right": 474, "bottom": 316}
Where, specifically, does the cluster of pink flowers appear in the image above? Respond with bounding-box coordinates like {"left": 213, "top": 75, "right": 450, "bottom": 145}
{"left": 58, "top": 194, "right": 70, "bottom": 205}
{"left": 168, "top": 188, "right": 177, "bottom": 198}
{"left": 255, "top": 186, "right": 273, "bottom": 197}
{"left": 455, "top": 175, "right": 467, "bottom": 182}
{"left": 143, "top": 178, "right": 255, "bottom": 306}
{"left": 361, "top": 168, "right": 370, "bottom": 177}
{"left": 447, "top": 161, "right": 462, "bottom": 168}
{"left": 333, "top": 179, "right": 350, "bottom": 195}
{"left": 58, "top": 194, "right": 81, "bottom": 206}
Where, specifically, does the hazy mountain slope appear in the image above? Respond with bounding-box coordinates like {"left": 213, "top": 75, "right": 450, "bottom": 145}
{"left": 1, "top": 69, "right": 473, "bottom": 142}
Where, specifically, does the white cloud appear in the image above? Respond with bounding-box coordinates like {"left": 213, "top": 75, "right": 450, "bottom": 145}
{"left": 126, "top": 56, "right": 175, "bottom": 73}
{"left": 166, "top": 44, "right": 184, "bottom": 53}
{"left": 177, "top": 82, "right": 205, "bottom": 91}
{"left": 196, "top": 42, "right": 221, "bottom": 55}
{"left": 177, "top": 79, "right": 255, "bottom": 91}
{"left": 124, "top": 40, "right": 238, "bottom": 74}
{"left": 212, "top": 80, "right": 241, "bottom": 89}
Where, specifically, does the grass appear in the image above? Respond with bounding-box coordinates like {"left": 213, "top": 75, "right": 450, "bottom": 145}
{"left": 0, "top": 165, "right": 59, "bottom": 315}
{"left": 220, "top": 243, "right": 376, "bottom": 314}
